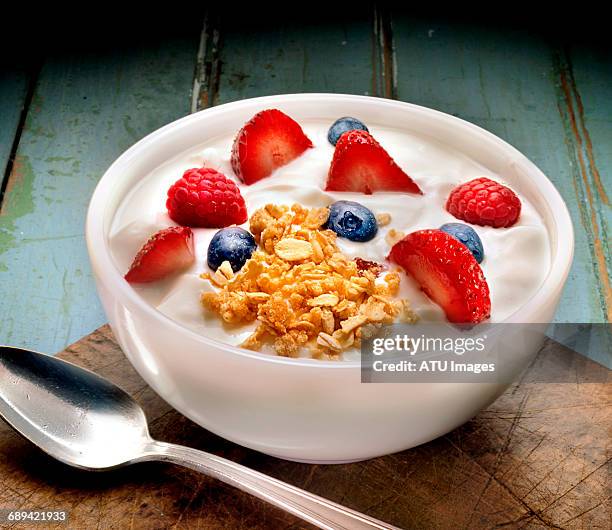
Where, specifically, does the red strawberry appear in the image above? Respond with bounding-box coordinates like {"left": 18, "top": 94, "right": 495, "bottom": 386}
{"left": 388, "top": 229, "right": 491, "bottom": 324}
{"left": 166, "top": 167, "right": 247, "bottom": 228}
{"left": 125, "top": 226, "right": 194, "bottom": 283}
{"left": 446, "top": 177, "right": 521, "bottom": 228}
{"left": 231, "top": 109, "right": 313, "bottom": 184}
{"left": 325, "top": 130, "right": 422, "bottom": 195}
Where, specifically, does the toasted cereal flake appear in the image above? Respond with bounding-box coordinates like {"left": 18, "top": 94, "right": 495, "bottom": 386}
{"left": 317, "top": 332, "right": 342, "bottom": 351}
{"left": 258, "top": 293, "right": 293, "bottom": 333}
{"left": 249, "top": 208, "right": 275, "bottom": 241}
{"left": 385, "top": 229, "right": 405, "bottom": 246}
{"left": 384, "top": 272, "right": 401, "bottom": 295}
{"left": 275, "top": 238, "right": 313, "bottom": 261}
{"left": 320, "top": 309, "right": 335, "bottom": 334}
{"left": 340, "top": 314, "right": 368, "bottom": 333}
{"left": 311, "top": 239, "right": 325, "bottom": 263}
{"left": 332, "top": 328, "right": 356, "bottom": 348}
{"left": 275, "top": 330, "right": 308, "bottom": 357}
{"left": 376, "top": 213, "right": 392, "bottom": 226}
{"left": 399, "top": 299, "right": 420, "bottom": 323}
{"left": 291, "top": 320, "right": 317, "bottom": 333}
{"left": 266, "top": 204, "right": 287, "bottom": 219}
{"left": 362, "top": 300, "right": 388, "bottom": 322}
{"left": 212, "top": 270, "right": 228, "bottom": 286}
{"left": 218, "top": 261, "right": 234, "bottom": 280}
{"left": 303, "top": 207, "right": 330, "bottom": 229}
{"left": 246, "top": 292, "right": 270, "bottom": 303}
{"left": 333, "top": 299, "right": 357, "bottom": 320}
{"left": 308, "top": 293, "right": 340, "bottom": 307}
{"left": 240, "top": 324, "right": 269, "bottom": 351}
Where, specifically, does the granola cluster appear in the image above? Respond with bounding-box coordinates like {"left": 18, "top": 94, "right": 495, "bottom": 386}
{"left": 201, "top": 203, "right": 417, "bottom": 358}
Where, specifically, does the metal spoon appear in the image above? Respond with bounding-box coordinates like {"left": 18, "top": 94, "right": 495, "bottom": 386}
{"left": 0, "top": 346, "right": 396, "bottom": 530}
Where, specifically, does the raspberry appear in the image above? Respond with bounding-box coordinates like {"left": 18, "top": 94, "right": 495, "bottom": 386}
{"left": 446, "top": 177, "right": 521, "bottom": 228}
{"left": 166, "top": 168, "right": 248, "bottom": 228}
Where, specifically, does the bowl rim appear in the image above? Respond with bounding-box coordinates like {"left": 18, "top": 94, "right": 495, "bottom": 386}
{"left": 86, "top": 93, "right": 574, "bottom": 369}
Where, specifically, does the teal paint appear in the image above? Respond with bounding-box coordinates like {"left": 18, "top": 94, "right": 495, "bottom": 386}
{"left": 211, "top": 10, "right": 375, "bottom": 106}
{"left": 1, "top": 15, "right": 608, "bottom": 360}
{"left": 391, "top": 17, "right": 608, "bottom": 323}
{"left": 565, "top": 45, "right": 611, "bottom": 322}
{"left": 0, "top": 37, "right": 199, "bottom": 354}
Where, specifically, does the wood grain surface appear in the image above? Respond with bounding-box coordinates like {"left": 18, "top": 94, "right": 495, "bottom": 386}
{"left": 0, "top": 35, "right": 200, "bottom": 354}
{"left": 390, "top": 16, "right": 611, "bottom": 324}
{"left": 0, "top": 326, "right": 609, "bottom": 529}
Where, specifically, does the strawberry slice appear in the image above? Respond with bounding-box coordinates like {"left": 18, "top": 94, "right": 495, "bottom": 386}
{"left": 125, "top": 226, "right": 194, "bottom": 283}
{"left": 231, "top": 109, "right": 313, "bottom": 184}
{"left": 388, "top": 229, "right": 490, "bottom": 323}
{"left": 325, "top": 130, "right": 422, "bottom": 194}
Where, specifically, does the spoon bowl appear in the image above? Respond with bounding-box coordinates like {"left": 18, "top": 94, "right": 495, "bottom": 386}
{"left": 0, "top": 345, "right": 395, "bottom": 529}
{"left": 0, "top": 346, "right": 149, "bottom": 469}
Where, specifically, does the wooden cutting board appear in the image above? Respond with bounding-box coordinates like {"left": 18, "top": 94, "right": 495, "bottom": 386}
{"left": 0, "top": 326, "right": 610, "bottom": 529}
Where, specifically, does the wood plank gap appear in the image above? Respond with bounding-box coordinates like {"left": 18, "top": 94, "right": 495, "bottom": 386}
{"left": 190, "top": 16, "right": 208, "bottom": 114}
{"left": 192, "top": 10, "right": 222, "bottom": 112}
{"left": 372, "top": 4, "right": 397, "bottom": 99}
{"left": 371, "top": 5, "right": 380, "bottom": 97}
{"left": 554, "top": 47, "right": 612, "bottom": 322}
{"left": 0, "top": 64, "right": 40, "bottom": 210}
{"left": 381, "top": 6, "right": 397, "bottom": 99}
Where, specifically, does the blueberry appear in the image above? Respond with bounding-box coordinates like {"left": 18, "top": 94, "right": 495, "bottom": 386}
{"left": 207, "top": 227, "right": 256, "bottom": 272}
{"left": 327, "top": 117, "right": 369, "bottom": 146}
{"left": 440, "top": 223, "right": 484, "bottom": 263}
{"left": 326, "top": 201, "right": 378, "bottom": 242}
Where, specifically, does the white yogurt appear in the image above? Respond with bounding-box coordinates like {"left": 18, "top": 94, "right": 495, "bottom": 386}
{"left": 109, "top": 120, "right": 551, "bottom": 357}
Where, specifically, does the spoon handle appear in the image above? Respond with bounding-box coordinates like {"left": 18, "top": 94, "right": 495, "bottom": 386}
{"left": 142, "top": 440, "right": 397, "bottom": 530}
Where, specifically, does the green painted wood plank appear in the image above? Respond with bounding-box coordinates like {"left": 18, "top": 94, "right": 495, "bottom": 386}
{"left": 199, "top": 8, "right": 376, "bottom": 108}
{"left": 0, "top": 70, "right": 29, "bottom": 182}
{"left": 563, "top": 46, "right": 611, "bottom": 322}
{"left": 0, "top": 36, "right": 199, "bottom": 353}
{"left": 391, "top": 17, "right": 607, "bottom": 323}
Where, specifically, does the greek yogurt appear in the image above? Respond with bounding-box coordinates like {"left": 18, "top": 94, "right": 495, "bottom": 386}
{"left": 109, "top": 120, "right": 551, "bottom": 357}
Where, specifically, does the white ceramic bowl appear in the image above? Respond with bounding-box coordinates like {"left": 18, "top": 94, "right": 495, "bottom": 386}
{"left": 86, "top": 94, "right": 573, "bottom": 463}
